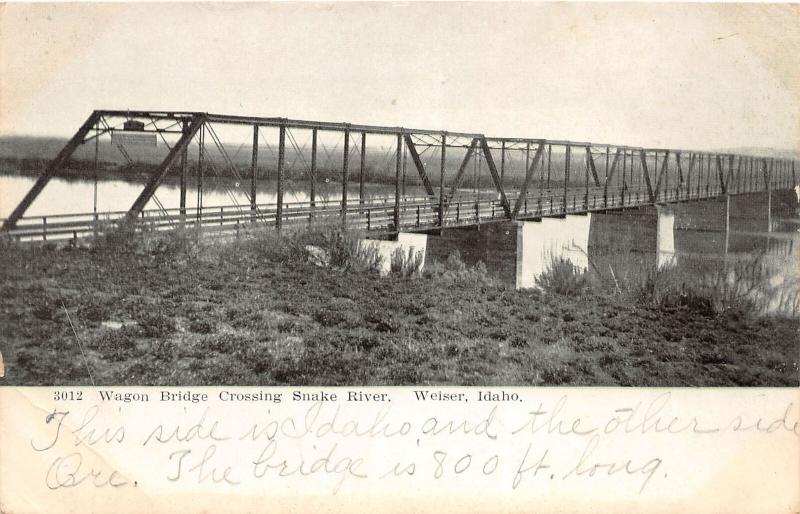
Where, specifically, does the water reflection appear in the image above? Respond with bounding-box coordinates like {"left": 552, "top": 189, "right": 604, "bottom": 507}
{"left": 426, "top": 190, "right": 799, "bottom": 315}
{"left": 0, "top": 174, "right": 424, "bottom": 218}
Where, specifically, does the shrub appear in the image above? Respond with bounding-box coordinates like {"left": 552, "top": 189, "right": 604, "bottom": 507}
{"left": 135, "top": 312, "right": 175, "bottom": 338}
{"left": 189, "top": 318, "right": 216, "bottom": 334}
{"left": 15, "top": 347, "right": 88, "bottom": 383}
{"left": 390, "top": 247, "right": 424, "bottom": 278}
{"left": 535, "top": 256, "right": 592, "bottom": 296}
{"left": 91, "top": 221, "right": 140, "bottom": 255}
{"left": 77, "top": 298, "right": 110, "bottom": 323}
{"left": 235, "top": 341, "right": 275, "bottom": 375}
{"left": 151, "top": 339, "right": 176, "bottom": 361}
{"left": 314, "top": 306, "right": 362, "bottom": 329}
{"left": 237, "top": 228, "right": 308, "bottom": 265}
{"left": 633, "top": 257, "right": 773, "bottom": 317}
{"left": 31, "top": 293, "right": 61, "bottom": 321}
{"left": 423, "top": 251, "right": 497, "bottom": 286}
{"left": 205, "top": 333, "right": 251, "bottom": 354}
{"left": 90, "top": 329, "right": 140, "bottom": 361}
{"left": 321, "top": 228, "right": 383, "bottom": 273}
{"left": 148, "top": 229, "right": 200, "bottom": 262}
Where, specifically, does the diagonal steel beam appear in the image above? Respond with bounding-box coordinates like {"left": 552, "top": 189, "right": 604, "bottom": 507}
{"left": 403, "top": 134, "right": 437, "bottom": 201}
{"left": 715, "top": 155, "right": 728, "bottom": 194}
{"left": 478, "top": 138, "right": 512, "bottom": 219}
{"left": 652, "top": 150, "right": 670, "bottom": 200}
{"left": 638, "top": 149, "right": 656, "bottom": 201}
{"left": 602, "top": 148, "right": 622, "bottom": 205}
{"left": 125, "top": 115, "right": 205, "bottom": 221}
{"left": 675, "top": 152, "right": 685, "bottom": 188}
{"left": 724, "top": 155, "right": 735, "bottom": 193}
{"left": 2, "top": 111, "right": 102, "bottom": 231}
{"left": 605, "top": 148, "right": 622, "bottom": 185}
{"left": 512, "top": 143, "right": 544, "bottom": 218}
{"left": 734, "top": 155, "right": 743, "bottom": 192}
{"left": 443, "top": 138, "right": 479, "bottom": 214}
{"left": 585, "top": 147, "right": 601, "bottom": 186}
{"left": 763, "top": 158, "right": 772, "bottom": 190}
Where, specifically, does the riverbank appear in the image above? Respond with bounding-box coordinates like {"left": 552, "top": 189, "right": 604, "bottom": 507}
{"left": 1, "top": 226, "right": 797, "bottom": 386}
{"left": 0, "top": 157, "right": 603, "bottom": 192}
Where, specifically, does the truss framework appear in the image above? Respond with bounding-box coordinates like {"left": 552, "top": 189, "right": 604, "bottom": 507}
{"left": 2, "top": 109, "right": 797, "bottom": 231}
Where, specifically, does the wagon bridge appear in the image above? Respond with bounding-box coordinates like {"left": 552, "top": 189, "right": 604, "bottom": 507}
{"left": 1, "top": 110, "right": 797, "bottom": 241}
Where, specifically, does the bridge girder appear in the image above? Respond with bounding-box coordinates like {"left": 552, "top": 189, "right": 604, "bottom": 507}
{"left": 2, "top": 109, "right": 797, "bottom": 232}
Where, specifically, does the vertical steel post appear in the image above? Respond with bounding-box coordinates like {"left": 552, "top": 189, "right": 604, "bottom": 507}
{"left": 563, "top": 145, "right": 570, "bottom": 213}
{"left": 401, "top": 138, "right": 407, "bottom": 197}
{"left": 767, "top": 190, "right": 772, "bottom": 232}
{"left": 93, "top": 120, "right": 99, "bottom": 216}
{"left": 310, "top": 128, "right": 317, "bottom": 209}
{"left": 696, "top": 154, "right": 702, "bottom": 197}
{"left": 395, "top": 133, "right": 402, "bottom": 231}
{"left": 768, "top": 158, "right": 773, "bottom": 191}
{"left": 472, "top": 145, "right": 478, "bottom": 194}
{"left": 783, "top": 160, "right": 788, "bottom": 187}
{"left": 724, "top": 194, "right": 730, "bottom": 257}
{"left": 341, "top": 127, "right": 350, "bottom": 225}
{"left": 500, "top": 141, "right": 506, "bottom": 188}
{"left": 525, "top": 141, "right": 531, "bottom": 189}
{"left": 546, "top": 144, "right": 552, "bottom": 189}
{"left": 621, "top": 149, "right": 627, "bottom": 206}
{"left": 653, "top": 151, "right": 659, "bottom": 201}
{"left": 276, "top": 122, "right": 286, "bottom": 230}
{"left": 728, "top": 155, "right": 734, "bottom": 194}
{"left": 603, "top": 146, "right": 610, "bottom": 207}
{"left": 439, "top": 132, "right": 447, "bottom": 228}
{"left": 698, "top": 153, "right": 704, "bottom": 197}
{"left": 584, "top": 147, "right": 589, "bottom": 209}
{"left": 250, "top": 125, "right": 258, "bottom": 221}
{"left": 737, "top": 156, "right": 742, "bottom": 192}
{"left": 686, "top": 153, "right": 693, "bottom": 199}
{"left": 197, "top": 124, "right": 204, "bottom": 225}
{"left": 359, "top": 131, "right": 366, "bottom": 207}
{"left": 179, "top": 119, "right": 188, "bottom": 225}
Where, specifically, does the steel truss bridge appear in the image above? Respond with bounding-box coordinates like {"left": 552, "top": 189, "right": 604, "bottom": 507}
{"left": 1, "top": 110, "right": 797, "bottom": 241}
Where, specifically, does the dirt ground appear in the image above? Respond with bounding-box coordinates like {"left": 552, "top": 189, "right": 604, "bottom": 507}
{"left": 1, "top": 231, "right": 797, "bottom": 386}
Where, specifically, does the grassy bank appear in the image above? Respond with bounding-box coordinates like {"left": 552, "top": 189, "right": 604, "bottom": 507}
{"left": 0, "top": 226, "right": 797, "bottom": 386}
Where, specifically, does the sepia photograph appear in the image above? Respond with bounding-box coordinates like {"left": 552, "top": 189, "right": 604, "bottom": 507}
{"left": 1, "top": 2, "right": 798, "bottom": 389}
{"left": 1, "top": 3, "right": 799, "bottom": 514}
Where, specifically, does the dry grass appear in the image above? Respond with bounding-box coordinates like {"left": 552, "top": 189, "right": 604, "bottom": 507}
{"left": 0, "top": 227, "right": 797, "bottom": 386}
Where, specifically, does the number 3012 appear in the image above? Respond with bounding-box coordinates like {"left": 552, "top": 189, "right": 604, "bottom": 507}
{"left": 53, "top": 391, "right": 83, "bottom": 401}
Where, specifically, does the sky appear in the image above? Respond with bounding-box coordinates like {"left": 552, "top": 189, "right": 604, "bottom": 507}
{"left": 1, "top": 2, "right": 799, "bottom": 154}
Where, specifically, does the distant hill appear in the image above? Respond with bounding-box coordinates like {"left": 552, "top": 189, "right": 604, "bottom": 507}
{"left": 0, "top": 136, "right": 68, "bottom": 160}
{"left": 718, "top": 147, "right": 800, "bottom": 160}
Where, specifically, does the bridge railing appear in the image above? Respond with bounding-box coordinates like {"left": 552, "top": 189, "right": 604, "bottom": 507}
{"left": 0, "top": 184, "right": 757, "bottom": 243}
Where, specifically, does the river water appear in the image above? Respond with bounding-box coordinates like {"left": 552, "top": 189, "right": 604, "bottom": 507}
{"left": 0, "top": 174, "right": 436, "bottom": 217}
{"left": 2, "top": 173, "right": 799, "bottom": 315}
{"left": 424, "top": 190, "right": 800, "bottom": 315}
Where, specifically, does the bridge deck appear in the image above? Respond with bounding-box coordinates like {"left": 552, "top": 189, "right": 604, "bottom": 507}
{"left": 1, "top": 184, "right": 767, "bottom": 243}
